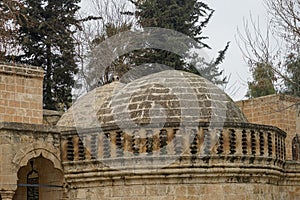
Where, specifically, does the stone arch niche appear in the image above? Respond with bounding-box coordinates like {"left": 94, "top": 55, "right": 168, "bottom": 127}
{"left": 292, "top": 134, "right": 300, "bottom": 161}
{"left": 13, "top": 155, "right": 64, "bottom": 200}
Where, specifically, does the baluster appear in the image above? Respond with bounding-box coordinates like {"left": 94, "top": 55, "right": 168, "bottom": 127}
{"left": 174, "top": 129, "right": 182, "bottom": 155}
{"left": 139, "top": 130, "right": 147, "bottom": 154}
{"left": 275, "top": 133, "right": 279, "bottom": 159}
{"left": 73, "top": 136, "right": 79, "bottom": 161}
{"left": 67, "top": 136, "right": 74, "bottom": 161}
{"left": 167, "top": 129, "right": 175, "bottom": 155}
{"left": 132, "top": 130, "right": 140, "bottom": 156}
{"left": 85, "top": 135, "right": 92, "bottom": 160}
{"left": 78, "top": 137, "right": 85, "bottom": 160}
{"left": 267, "top": 132, "right": 272, "bottom": 158}
{"left": 229, "top": 129, "right": 236, "bottom": 155}
{"left": 217, "top": 130, "right": 224, "bottom": 155}
{"left": 283, "top": 138, "right": 286, "bottom": 160}
{"left": 90, "top": 134, "right": 97, "bottom": 160}
{"left": 203, "top": 129, "right": 211, "bottom": 155}
{"left": 190, "top": 129, "right": 198, "bottom": 155}
{"left": 123, "top": 132, "right": 132, "bottom": 156}
{"left": 103, "top": 132, "right": 111, "bottom": 158}
{"left": 278, "top": 136, "right": 281, "bottom": 160}
{"left": 259, "top": 132, "right": 264, "bottom": 156}
{"left": 62, "top": 137, "right": 68, "bottom": 161}
{"left": 279, "top": 135, "right": 282, "bottom": 160}
{"left": 152, "top": 130, "right": 161, "bottom": 154}
{"left": 110, "top": 132, "right": 116, "bottom": 158}
{"left": 116, "top": 131, "right": 123, "bottom": 157}
{"left": 97, "top": 133, "right": 104, "bottom": 159}
{"left": 251, "top": 130, "right": 256, "bottom": 156}
{"left": 160, "top": 129, "right": 168, "bottom": 155}
{"left": 280, "top": 137, "right": 283, "bottom": 160}
{"left": 242, "top": 129, "right": 247, "bottom": 155}
{"left": 146, "top": 130, "right": 153, "bottom": 155}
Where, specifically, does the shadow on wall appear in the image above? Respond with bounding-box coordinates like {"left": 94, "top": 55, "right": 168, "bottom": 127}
{"left": 13, "top": 155, "right": 64, "bottom": 200}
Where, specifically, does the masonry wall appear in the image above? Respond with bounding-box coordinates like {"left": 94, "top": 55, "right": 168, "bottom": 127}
{"left": 0, "top": 64, "right": 44, "bottom": 124}
{"left": 236, "top": 94, "right": 300, "bottom": 160}
{"left": 68, "top": 182, "right": 300, "bottom": 200}
{"left": 0, "top": 123, "right": 64, "bottom": 198}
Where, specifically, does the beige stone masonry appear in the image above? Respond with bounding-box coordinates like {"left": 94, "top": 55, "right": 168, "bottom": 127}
{"left": 236, "top": 94, "right": 300, "bottom": 160}
{"left": 0, "top": 122, "right": 65, "bottom": 197}
{"left": 0, "top": 64, "right": 44, "bottom": 124}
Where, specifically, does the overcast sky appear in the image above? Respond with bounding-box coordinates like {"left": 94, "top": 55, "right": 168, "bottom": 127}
{"left": 202, "top": 0, "right": 269, "bottom": 100}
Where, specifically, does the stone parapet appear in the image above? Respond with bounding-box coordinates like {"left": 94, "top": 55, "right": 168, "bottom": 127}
{"left": 61, "top": 122, "right": 287, "bottom": 187}
{"left": 236, "top": 94, "right": 300, "bottom": 160}
{"left": 59, "top": 122, "right": 300, "bottom": 199}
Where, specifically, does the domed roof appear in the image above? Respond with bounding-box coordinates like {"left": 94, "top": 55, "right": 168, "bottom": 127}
{"left": 57, "top": 70, "right": 247, "bottom": 129}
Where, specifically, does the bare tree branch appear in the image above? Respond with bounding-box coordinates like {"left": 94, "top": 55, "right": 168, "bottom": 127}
{"left": 265, "top": 0, "right": 300, "bottom": 51}
{"left": 73, "top": 0, "right": 135, "bottom": 97}
{"left": 237, "top": 12, "right": 300, "bottom": 90}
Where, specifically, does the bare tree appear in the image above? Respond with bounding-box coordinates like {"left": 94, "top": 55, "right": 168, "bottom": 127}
{"left": 237, "top": 11, "right": 300, "bottom": 94}
{"left": 265, "top": 0, "right": 300, "bottom": 52}
{"left": 237, "top": 15, "right": 284, "bottom": 84}
{"left": 74, "top": 0, "right": 135, "bottom": 98}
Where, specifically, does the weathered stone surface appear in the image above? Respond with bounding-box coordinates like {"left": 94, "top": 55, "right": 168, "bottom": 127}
{"left": 0, "top": 64, "right": 43, "bottom": 124}
{"left": 57, "top": 81, "right": 119, "bottom": 128}
{"left": 0, "top": 122, "right": 64, "bottom": 198}
{"left": 43, "top": 109, "right": 63, "bottom": 126}
{"left": 236, "top": 94, "right": 300, "bottom": 160}
{"left": 58, "top": 70, "right": 248, "bottom": 129}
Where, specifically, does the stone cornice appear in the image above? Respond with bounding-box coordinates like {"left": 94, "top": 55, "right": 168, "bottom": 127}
{"left": 0, "top": 122, "right": 70, "bottom": 134}
{"left": 0, "top": 64, "right": 44, "bottom": 78}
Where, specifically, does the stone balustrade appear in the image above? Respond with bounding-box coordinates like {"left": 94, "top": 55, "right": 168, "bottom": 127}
{"left": 61, "top": 122, "right": 286, "bottom": 169}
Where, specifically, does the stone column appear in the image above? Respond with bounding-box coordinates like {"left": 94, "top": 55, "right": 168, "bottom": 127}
{"left": 0, "top": 191, "right": 15, "bottom": 200}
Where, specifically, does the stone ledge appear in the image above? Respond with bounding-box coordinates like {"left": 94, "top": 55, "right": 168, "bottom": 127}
{"left": 0, "top": 122, "right": 71, "bottom": 133}
{"left": 62, "top": 155, "right": 285, "bottom": 173}
{"left": 63, "top": 165, "right": 284, "bottom": 187}
{"left": 0, "top": 64, "right": 44, "bottom": 78}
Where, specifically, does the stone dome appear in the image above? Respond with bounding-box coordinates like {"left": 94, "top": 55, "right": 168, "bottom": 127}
{"left": 57, "top": 70, "right": 247, "bottom": 129}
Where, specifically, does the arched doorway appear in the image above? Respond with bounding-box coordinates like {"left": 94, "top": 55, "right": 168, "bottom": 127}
{"left": 13, "top": 155, "right": 64, "bottom": 200}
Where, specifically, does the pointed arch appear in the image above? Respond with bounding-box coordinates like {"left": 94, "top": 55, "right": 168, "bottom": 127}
{"left": 12, "top": 142, "right": 62, "bottom": 171}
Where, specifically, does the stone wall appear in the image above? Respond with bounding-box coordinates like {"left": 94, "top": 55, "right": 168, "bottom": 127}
{"left": 236, "top": 94, "right": 300, "bottom": 160}
{"left": 61, "top": 123, "right": 300, "bottom": 200}
{"left": 0, "top": 122, "right": 64, "bottom": 199}
{"left": 68, "top": 182, "right": 299, "bottom": 200}
{"left": 0, "top": 64, "right": 44, "bottom": 124}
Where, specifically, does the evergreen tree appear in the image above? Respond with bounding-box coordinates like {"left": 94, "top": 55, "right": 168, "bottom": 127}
{"left": 0, "top": 0, "right": 22, "bottom": 61}
{"left": 188, "top": 42, "right": 229, "bottom": 85}
{"left": 16, "top": 0, "right": 80, "bottom": 110}
{"left": 246, "top": 63, "right": 276, "bottom": 98}
{"left": 284, "top": 54, "right": 300, "bottom": 97}
{"left": 88, "top": 23, "right": 133, "bottom": 88}
{"left": 126, "top": 0, "right": 228, "bottom": 83}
